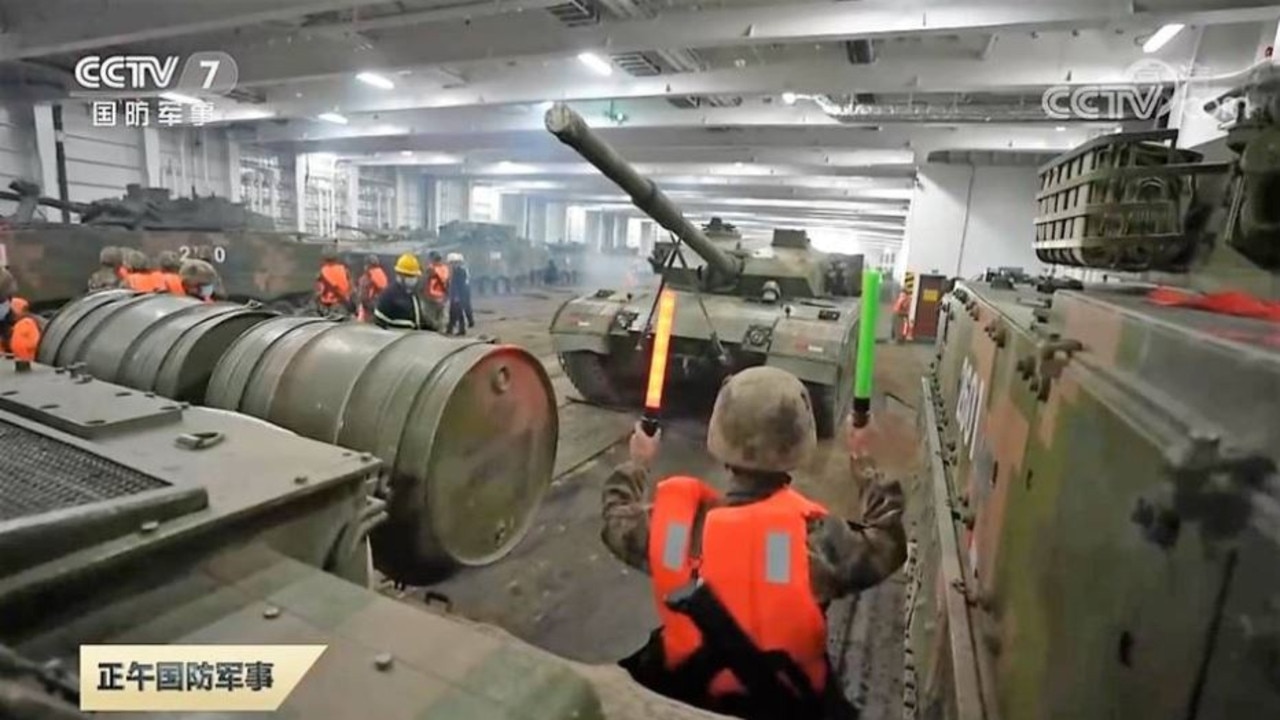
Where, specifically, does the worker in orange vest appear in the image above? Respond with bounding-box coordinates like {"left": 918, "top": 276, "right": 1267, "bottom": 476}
{"left": 123, "top": 250, "right": 163, "bottom": 292}
{"left": 356, "top": 254, "right": 389, "bottom": 323}
{"left": 603, "top": 367, "right": 906, "bottom": 720}
{"left": 0, "top": 270, "right": 41, "bottom": 362}
{"left": 423, "top": 250, "right": 450, "bottom": 331}
{"left": 314, "top": 248, "right": 354, "bottom": 318}
{"left": 157, "top": 251, "right": 186, "bottom": 295}
{"left": 892, "top": 288, "right": 912, "bottom": 343}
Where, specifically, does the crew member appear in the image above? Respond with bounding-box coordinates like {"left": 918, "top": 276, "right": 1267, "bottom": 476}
{"left": 423, "top": 251, "right": 450, "bottom": 330}
{"left": 0, "top": 271, "right": 41, "bottom": 362}
{"left": 445, "top": 252, "right": 474, "bottom": 336}
{"left": 891, "top": 288, "right": 911, "bottom": 343}
{"left": 374, "top": 253, "right": 433, "bottom": 331}
{"left": 544, "top": 258, "right": 559, "bottom": 286}
{"left": 157, "top": 251, "right": 185, "bottom": 295}
{"left": 315, "top": 248, "right": 353, "bottom": 317}
{"left": 123, "top": 250, "right": 161, "bottom": 292}
{"left": 192, "top": 246, "right": 226, "bottom": 298}
{"left": 87, "top": 246, "right": 125, "bottom": 292}
{"left": 356, "top": 254, "right": 388, "bottom": 322}
{"left": 603, "top": 367, "right": 906, "bottom": 720}
{"left": 178, "top": 259, "right": 219, "bottom": 302}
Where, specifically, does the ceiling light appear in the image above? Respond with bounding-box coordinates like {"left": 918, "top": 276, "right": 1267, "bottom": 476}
{"left": 400, "top": 150, "right": 413, "bottom": 157}
{"left": 781, "top": 92, "right": 797, "bottom": 105}
{"left": 356, "top": 72, "right": 395, "bottom": 90}
{"left": 496, "top": 160, "right": 515, "bottom": 169}
{"left": 160, "top": 92, "right": 200, "bottom": 105}
{"left": 734, "top": 161, "right": 744, "bottom": 167}
{"left": 1055, "top": 125, "right": 1067, "bottom": 131}
{"left": 539, "top": 101, "right": 555, "bottom": 111}
{"left": 318, "top": 112, "right": 348, "bottom": 124}
{"left": 1143, "top": 24, "right": 1185, "bottom": 53}
{"left": 577, "top": 52, "right": 614, "bottom": 76}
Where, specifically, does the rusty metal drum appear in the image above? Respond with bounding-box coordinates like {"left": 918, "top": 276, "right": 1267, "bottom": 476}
{"left": 36, "top": 292, "right": 273, "bottom": 402}
{"left": 205, "top": 318, "right": 559, "bottom": 582}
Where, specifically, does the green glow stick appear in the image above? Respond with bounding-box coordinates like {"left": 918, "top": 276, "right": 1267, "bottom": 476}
{"left": 852, "top": 269, "right": 882, "bottom": 428}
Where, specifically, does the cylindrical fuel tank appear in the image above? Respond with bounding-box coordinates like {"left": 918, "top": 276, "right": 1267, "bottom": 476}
{"left": 205, "top": 317, "right": 559, "bottom": 582}
{"left": 37, "top": 291, "right": 274, "bottom": 402}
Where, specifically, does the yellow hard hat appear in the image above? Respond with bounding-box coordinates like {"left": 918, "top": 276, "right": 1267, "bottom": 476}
{"left": 394, "top": 253, "right": 422, "bottom": 276}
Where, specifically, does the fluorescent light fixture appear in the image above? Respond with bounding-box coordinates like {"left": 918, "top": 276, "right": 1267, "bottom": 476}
{"left": 318, "top": 112, "right": 348, "bottom": 124}
{"left": 1143, "top": 24, "right": 1185, "bottom": 53}
{"left": 1055, "top": 125, "right": 1067, "bottom": 132}
{"left": 734, "top": 161, "right": 745, "bottom": 167}
{"left": 496, "top": 160, "right": 515, "bottom": 169}
{"left": 577, "top": 52, "right": 613, "bottom": 76}
{"left": 400, "top": 150, "right": 413, "bottom": 157}
{"left": 356, "top": 71, "right": 395, "bottom": 90}
{"left": 160, "top": 92, "right": 200, "bottom": 105}
{"left": 781, "top": 91, "right": 797, "bottom": 105}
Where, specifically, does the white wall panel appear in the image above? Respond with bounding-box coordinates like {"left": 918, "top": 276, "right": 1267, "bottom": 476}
{"left": 0, "top": 105, "right": 38, "bottom": 215}
{"left": 60, "top": 102, "right": 144, "bottom": 203}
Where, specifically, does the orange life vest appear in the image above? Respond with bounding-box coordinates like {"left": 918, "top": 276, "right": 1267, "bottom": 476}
{"left": 648, "top": 476, "right": 829, "bottom": 698}
{"left": 316, "top": 262, "right": 352, "bottom": 306}
{"left": 362, "top": 266, "right": 388, "bottom": 304}
{"left": 160, "top": 272, "right": 184, "bottom": 295}
{"left": 125, "top": 271, "right": 163, "bottom": 293}
{"left": 426, "top": 262, "right": 450, "bottom": 300}
{"left": 2, "top": 297, "right": 40, "bottom": 362}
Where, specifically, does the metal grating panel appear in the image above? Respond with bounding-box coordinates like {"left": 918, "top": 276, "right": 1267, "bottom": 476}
{"left": 0, "top": 419, "right": 168, "bottom": 521}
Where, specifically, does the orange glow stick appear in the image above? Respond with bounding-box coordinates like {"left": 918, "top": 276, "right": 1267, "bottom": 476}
{"left": 642, "top": 289, "right": 677, "bottom": 435}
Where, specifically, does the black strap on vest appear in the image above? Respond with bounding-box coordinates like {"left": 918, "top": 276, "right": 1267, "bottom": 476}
{"left": 663, "top": 502, "right": 825, "bottom": 718}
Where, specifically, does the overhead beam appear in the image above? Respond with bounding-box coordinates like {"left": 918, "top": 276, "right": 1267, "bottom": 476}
{"left": 260, "top": 31, "right": 1169, "bottom": 115}
{"left": 202, "top": 1, "right": 1280, "bottom": 86}
{"left": 0, "top": 0, "right": 553, "bottom": 60}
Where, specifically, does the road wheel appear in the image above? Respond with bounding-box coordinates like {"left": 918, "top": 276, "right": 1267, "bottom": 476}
{"left": 560, "top": 351, "right": 634, "bottom": 406}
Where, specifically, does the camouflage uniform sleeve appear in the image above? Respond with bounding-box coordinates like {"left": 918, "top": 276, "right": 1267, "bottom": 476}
{"left": 600, "top": 460, "right": 653, "bottom": 574}
{"left": 806, "top": 456, "right": 907, "bottom": 605}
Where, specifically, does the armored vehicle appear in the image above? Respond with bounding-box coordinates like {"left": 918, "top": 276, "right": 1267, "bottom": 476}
{"left": 0, "top": 354, "right": 732, "bottom": 720}
{"left": 911, "top": 73, "right": 1280, "bottom": 720}
{"left": 435, "top": 220, "right": 549, "bottom": 295}
{"left": 544, "top": 104, "right": 861, "bottom": 436}
{"left": 0, "top": 184, "right": 329, "bottom": 311}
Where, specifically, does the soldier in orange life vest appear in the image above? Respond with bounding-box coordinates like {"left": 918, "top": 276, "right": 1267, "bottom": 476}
{"left": 157, "top": 251, "right": 186, "bottom": 295}
{"left": 0, "top": 270, "right": 41, "bottom": 362}
{"left": 356, "top": 254, "right": 389, "bottom": 322}
{"left": 314, "top": 248, "right": 354, "bottom": 317}
{"left": 87, "top": 246, "right": 125, "bottom": 292}
{"left": 122, "top": 250, "right": 161, "bottom": 292}
{"left": 603, "top": 366, "right": 906, "bottom": 720}
{"left": 423, "top": 251, "right": 450, "bottom": 331}
{"left": 178, "top": 259, "right": 219, "bottom": 302}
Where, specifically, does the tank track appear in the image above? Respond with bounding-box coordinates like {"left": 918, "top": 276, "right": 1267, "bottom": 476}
{"left": 560, "top": 351, "right": 640, "bottom": 407}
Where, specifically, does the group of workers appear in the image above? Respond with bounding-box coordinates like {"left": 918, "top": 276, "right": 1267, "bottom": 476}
{"left": 315, "top": 248, "right": 474, "bottom": 336}
{"left": 87, "top": 245, "right": 222, "bottom": 301}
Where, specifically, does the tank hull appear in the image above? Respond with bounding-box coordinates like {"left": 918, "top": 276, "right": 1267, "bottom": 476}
{"left": 549, "top": 288, "right": 860, "bottom": 437}
{"left": 909, "top": 279, "right": 1280, "bottom": 720}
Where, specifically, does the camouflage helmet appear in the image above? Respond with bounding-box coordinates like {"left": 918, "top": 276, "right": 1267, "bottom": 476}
{"left": 179, "top": 259, "right": 218, "bottom": 285}
{"left": 0, "top": 268, "right": 16, "bottom": 298}
{"left": 123, "top": 249, "right": 149, "bottom": 271}
{"left": 322, "top": 247, "right": 340, "bottom": 262}
{"left": 707, "top": 366, "right": 816, "bottom": 472}
{"left": 157, "top": 250, "right": 181, "bottom": 271}
{"left": 99, "top": 246, "right": 124, "bottom": 267}
{"left": 192, "top": 246, "right": 214, "bottom": 261}
{"left": 365, "top": 254, "right": 380, "bottom": 267}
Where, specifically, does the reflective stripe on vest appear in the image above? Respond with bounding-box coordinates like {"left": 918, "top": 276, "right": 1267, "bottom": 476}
{"left": 648, "top": 477, "right": 830, "bottom": 699}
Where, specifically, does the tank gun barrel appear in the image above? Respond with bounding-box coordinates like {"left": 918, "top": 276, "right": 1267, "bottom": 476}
{"left": 544, "top": 103, "right": 741, "bottom": 279}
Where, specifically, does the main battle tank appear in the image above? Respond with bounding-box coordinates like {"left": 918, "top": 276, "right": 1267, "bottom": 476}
{"left": 0, "top": 184, "right": 328, "bottom": 311}
{"left": 911, "top": 73, "right": 1280, "bottom": 720}
{"left": 0, "top": 356, "right": 732, "bottom": 720}
{"left": 544, "top": 103, "right": 861, "bottom": 436}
